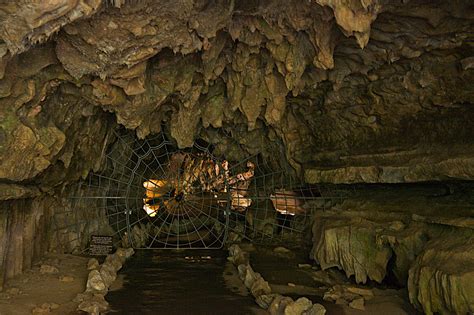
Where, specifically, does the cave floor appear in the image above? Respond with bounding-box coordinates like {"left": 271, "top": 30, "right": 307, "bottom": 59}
{"left": 107, "top": 247, "right": 416, "bottom": 315}
{"left": 244, "top": 244, "right": 418, "bottom": 315}
{"left": 0, "top": 253, "right": 90, "bottom": 315}
{"left": 0, "top": 247, "right": 418, "bottom": 315}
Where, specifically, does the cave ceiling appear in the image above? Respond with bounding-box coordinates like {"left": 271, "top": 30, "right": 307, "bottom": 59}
{"left": 0, "top": 0, "right": 473, "bottom": 186}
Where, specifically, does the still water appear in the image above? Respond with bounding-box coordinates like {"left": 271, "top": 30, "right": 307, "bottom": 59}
{"left": 107, "top": 250, "right": 266, "bottom": 315}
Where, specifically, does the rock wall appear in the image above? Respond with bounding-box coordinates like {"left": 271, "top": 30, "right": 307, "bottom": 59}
{"left": 310, "top": 184, "right": 474, "bottom": 314}
{"left": 0, "top": 0, "right": 473, "bottom": 184}
{"left": 0, "top": 190, "right": 111, "bottom": 290}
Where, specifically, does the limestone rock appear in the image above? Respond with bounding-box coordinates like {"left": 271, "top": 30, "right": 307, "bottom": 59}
{"left": 115, "top": 247, "right": 134, "bottom": 261}
{"left": 303, "top": 304, "right": 326, "bottom": 315}
{"left": 228, "top": 244, "right": 248, "bottom": 266}
{"left": 284, "top": 297, "right": 313, "bottom": 315}
{"left": 348, "top": 298, "right": 365, "bottom": 310}
{"left": 99, "top": 263, "right": 117, "bottom": 287}
{"left": 77, "top": 293, "right": 109, "bottom": 315}
{"left": 85, "top": 270, "right": 107, "bottom": 294}
{"left": 250, "top": 276, "right": 272, "bottom": 298}
{"left": 87, "top": 258, "right": 100, "bottom": 270}
{"left": 256, "top": 294, "right": 279, "bottom": 309}
{"left": 269, "top": 295, "right": 294, "bottom": 315}
{"left": 311, "top": 217, "right": 392, "bottom": 283}
{"left": 408, "top": 231, "right": 474, "bottom": 315}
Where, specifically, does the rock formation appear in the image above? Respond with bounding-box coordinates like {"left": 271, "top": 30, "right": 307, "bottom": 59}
{"left": 0, "top": 0, "right": 473, "bottom": 313}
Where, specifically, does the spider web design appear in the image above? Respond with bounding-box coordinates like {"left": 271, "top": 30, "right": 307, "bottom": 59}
{"left": 70, "top": 129, "right": 345, "bottom": 250}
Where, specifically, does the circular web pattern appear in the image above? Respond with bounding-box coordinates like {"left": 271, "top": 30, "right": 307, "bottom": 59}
{"left": 73, "top": 130, "right": 345, "bottom": 249}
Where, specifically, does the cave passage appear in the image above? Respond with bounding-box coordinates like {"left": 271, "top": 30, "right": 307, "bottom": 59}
{"left": 0, "top": 0, "right": 473, "bottom": 314}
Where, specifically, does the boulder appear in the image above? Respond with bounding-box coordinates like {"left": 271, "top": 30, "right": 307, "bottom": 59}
{"left": 87, "top": 258, "right": 100, "bottom": 270}
{"left": 99, "top": 263, "right": 117, "bottom": 287}
{"left": 303, "top": 304, "right": 326, "bottom": 315}
{"left": 77, "top": 293, "right": 109, "bottom": 315}
{"left": 250, "top": 276, "right": 272, "bottom": 297}
{"left": 349, "top": 298, "right": 365, "bottom": 310}
{"left": 256, "top": 294, "right": 279, "bottom": 309}
{"left": 408, "top": 231, "right": 474, "bottom": 315}
{"left": 85, "top": 270, "right": 107, "bottom": 294}
{"left": 311, "top": 217, "right": 392, "bottom": 283}
{"left": 284, "top": 297, "right": 313, "bottom": 315}
{"left": 269, "top": 295, "right": 294, "bottom": 315}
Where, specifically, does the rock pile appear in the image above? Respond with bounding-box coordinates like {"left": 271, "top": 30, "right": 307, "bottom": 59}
{"left": 75, "top": 247, "right": 134, "bottom": 315}
{"left": 311, "top": 211, "right": 474, "bottom": 314}
{"left": 323, "top": 285, "right": 374, "bottom": 310}
{"left": 228, "top": 244, "right": 326, "bottom": 315}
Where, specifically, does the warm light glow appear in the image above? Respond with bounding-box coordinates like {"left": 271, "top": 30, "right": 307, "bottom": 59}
{"left": 270, "top": 190, "right": 305, "bottom": 215}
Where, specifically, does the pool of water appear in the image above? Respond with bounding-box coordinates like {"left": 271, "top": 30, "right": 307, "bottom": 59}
{"left": 107, "top": 250, "right": 266, "bottom": 314}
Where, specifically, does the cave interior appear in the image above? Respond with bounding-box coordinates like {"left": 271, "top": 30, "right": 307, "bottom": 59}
{"left": 0, "top": 0, "right": 473, "bottom": 314}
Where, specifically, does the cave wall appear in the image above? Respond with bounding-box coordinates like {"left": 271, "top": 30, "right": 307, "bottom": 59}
{"left": 0, "top": 1, "right": 473, "bottom": 312}
{"left": 310, "top": 184, "right": 474, "bottom": 314}
{"left": 0, "top": 0, "right": 473, "bottom": 185}
{"left": 0, "top": 191, "right": 110, "bottom": 290}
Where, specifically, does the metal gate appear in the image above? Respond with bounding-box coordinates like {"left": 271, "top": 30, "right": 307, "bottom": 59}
{"left": 70, "top": 129, "right": 344, "bottom": 250}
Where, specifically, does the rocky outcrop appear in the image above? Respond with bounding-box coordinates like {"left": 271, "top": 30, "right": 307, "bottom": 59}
{"left": 77, "top": 247, "right": 134, "bottom": 314}
{"left": 310, "top": 186, "right": 474, "bottom": 314}
{"left": 0, "top": 1, "right": 472, "bottom": 185}
{"left": 228, "top": 244, "right": 326, "bottom": 315}
{"left": 0, "top": 189, "right": 111, "bottom": 290}
{"left": 408, "top": 230, "right": 474, "bottom": 315}
{"left": 311, "top": 216, "right": 392, "bottom": 283}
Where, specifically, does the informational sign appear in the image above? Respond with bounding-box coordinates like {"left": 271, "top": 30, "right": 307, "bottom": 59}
{"left": 89, "top": 235, "right": 113, "bottom": 256}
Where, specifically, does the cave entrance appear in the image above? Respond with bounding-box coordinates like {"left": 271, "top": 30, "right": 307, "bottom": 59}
{"left": 71, "top": 130, "right": 343, "bottom": 250}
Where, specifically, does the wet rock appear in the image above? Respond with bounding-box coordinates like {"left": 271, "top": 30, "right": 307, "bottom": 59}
{"left": 256, "top": 294, "right": 279, "bottom": 309}
{"left": 349, "top": 298, "right": 365, "bottom": 310}
{"left": 85, "top": 270, "right": 107, "bottom": 294}
{"left": 303, "top": 303, "right": 326, "bottom": 315}
{"left": 284, "top": 297, "right": 313, "bottom": 315}
{"left": 250, "top": 276, "right": 272, "bottom": 298}
{"left": 99, "top": 263, "right": 117, "bottom": 287}
{"left": 311, "top": 217, "right": 392, "bottom": 283}
{"left": 268, "top": 295, "right": 294, "bottom": 315}
{"left": 241, "top": 265, "right": 258, "bottom": 288}
{"left": 39, "top": 264, "right": 59, "bottom": 275}
{"left": 87, "top": 258, "right": 100, "bottom": 270}
{"left": 115, "top": 247, "right": 134, "bottom": 261}
{"left": 323, "top": 285, "right": 361, "bottom": 305}
{"left": 77, "top": 293, "right": 109, "bottom": 315}
{"left": 73, "top": 292, "right": 93, "bottom": 303}
{"left": 408, "top": 231, "right": 474, "bottom": 315}
{"left": 228, "top": 244, "right": 248, "bottom": 266}
{"left": 105, "top": 253, "right": 123, "bottom": 271}
{"left": 345, "top": 286, "right": 374, "bottom": 298}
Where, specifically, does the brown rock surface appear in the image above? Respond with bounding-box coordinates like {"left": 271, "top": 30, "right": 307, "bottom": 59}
{"left": 0, "top": 0, "right": 471, "bottom": 184}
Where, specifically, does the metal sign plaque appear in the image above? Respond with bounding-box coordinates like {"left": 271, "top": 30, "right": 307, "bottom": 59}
{"left": 89, "top": 235, "right": 113, "bottom": 256}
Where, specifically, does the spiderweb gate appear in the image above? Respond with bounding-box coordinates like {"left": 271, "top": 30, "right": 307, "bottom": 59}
{"left": 71, "top": 130, "right": 344, "bottom": 250}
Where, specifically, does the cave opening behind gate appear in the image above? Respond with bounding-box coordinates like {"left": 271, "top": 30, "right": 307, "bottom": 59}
{"left": 73, "top": 129, "right": 341, "bottom": 251}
